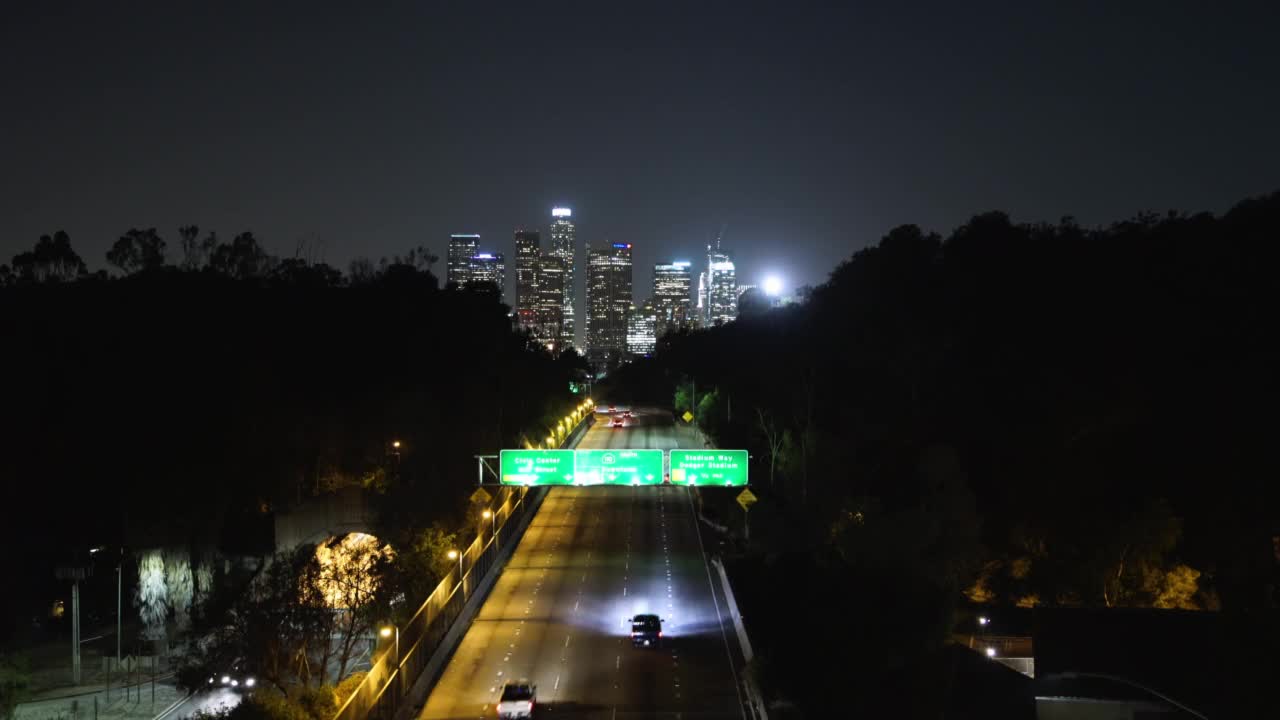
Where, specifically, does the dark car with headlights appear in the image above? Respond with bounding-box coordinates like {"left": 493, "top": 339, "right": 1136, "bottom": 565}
{"left": 629, "top": 614, "right": 663, "bottom": 648}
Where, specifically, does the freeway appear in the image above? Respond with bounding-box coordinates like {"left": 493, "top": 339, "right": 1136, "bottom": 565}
{"left": 418, "top": 407, "right": 746, "bottom": 719}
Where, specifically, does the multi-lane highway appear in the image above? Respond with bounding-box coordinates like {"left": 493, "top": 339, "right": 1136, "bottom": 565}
{"left": 418, "top": 407, "right": 747, "bottom": 719}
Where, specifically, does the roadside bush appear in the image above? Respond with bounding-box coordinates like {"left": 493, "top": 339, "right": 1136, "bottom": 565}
{"left": 0, "top": 655, "right": 32, "bottom": 720}
{"left": 333, "top": 672, "right": 366, "bottom": 709}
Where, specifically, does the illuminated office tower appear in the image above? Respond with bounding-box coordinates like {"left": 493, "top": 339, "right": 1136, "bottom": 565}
{"left": 697, "top": 271, "right": 708, "bottom": 326}
{"left": 585, "top": 242, "right": 633, "bottom": 354}
{"left": 706, "top": 238, "right": 737, "bottom": 326}
{"left": 447, "top": 234, "right": 480, "bottom": 287}
{"left": 469, "top": 253, "right": 506, "bottom": 299}
{"left": 627, "top": 298, "right": 657, "bottom": 357}
{"left": 549, "top": 208, "right": 576, "bottom": 348}
{"left": 652, "top": 261, "right": 692, "bottom": 336}
{"left": 514, "top": 230, "right": 541, "bottom": 330}
{"left": 535, "top": 254, "right": 565, "bottom": 349}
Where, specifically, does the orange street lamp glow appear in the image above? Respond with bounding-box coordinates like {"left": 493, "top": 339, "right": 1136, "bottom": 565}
{"left": 380, "top": 626, "right": 394, "bottom": 639}
{"left": 482, "top": 510, "right": 492, "bottom": 519}
{"left": 447, "top": 550, "right": 459, "bottom": 560}
{"left": 392, "top": 440, "right": 401, "bottom": 449}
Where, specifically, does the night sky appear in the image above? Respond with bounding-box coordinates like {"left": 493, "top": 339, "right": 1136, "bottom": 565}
{"left": 4, "top": 1, "right": 1278, "bottom": 300}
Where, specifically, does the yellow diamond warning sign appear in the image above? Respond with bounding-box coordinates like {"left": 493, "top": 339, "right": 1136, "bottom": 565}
{"left": 470, "top": 487, "right": 492, "bottom": 505}
{"left": 682, "top": 410, "right": 695, "bottom": 423}
{"left": 736, "top": 488, "right": 758, "bottom": 512}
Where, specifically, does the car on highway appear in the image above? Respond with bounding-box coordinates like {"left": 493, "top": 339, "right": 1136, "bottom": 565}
{"left": 611, "top": 418, "right": 625, "bottom": 428}
{"left": 629, "top": 614, "right": 663, "bottom": 648}
{"left": 623, "top": 410, "right": 633, "bottom": 418}
{"left": 608, "top": 404, "right": 616, "bottom": 413}
{"left": 496, "top": 680, "right": 536, "bottom": 718}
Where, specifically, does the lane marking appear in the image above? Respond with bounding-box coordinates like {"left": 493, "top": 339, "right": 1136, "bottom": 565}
{"left": 554, "top": 675, "right": 560, "bottom": 690}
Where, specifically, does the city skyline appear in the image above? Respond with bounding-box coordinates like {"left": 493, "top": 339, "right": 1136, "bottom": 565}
{"left": 451, "top": 206, "right": 767, "bottom": 330}
{"left": 10, "top": 5, "right": 1271, "bottom": 302}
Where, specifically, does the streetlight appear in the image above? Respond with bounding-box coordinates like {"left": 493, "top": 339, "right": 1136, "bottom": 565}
{"left": 447, "top": 549, "right": 462, "bottom": 582}
{"left": 390, "top": 440, "right": 403, "bottom": 476}
{"left": 379, "top": 625, "right": 399, "bottom": 667}
{"left": 89, "top": 546, "right": 123, "bottom": 679}
{"left": 482, "top": 509, "right": 495, "bottom": 542}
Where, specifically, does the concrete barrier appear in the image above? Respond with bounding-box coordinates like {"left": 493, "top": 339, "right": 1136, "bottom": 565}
{"left": 710, "top": 557, "right": 755, "bottom": 664}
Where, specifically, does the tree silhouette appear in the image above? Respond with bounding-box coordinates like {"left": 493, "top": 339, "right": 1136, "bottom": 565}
{"left": 107, "top": 227, "right": 168, "bottom": 275}
{"left": 177, "top": 225, "right": 203, "bottom": 269}
{"left": 209, "top": 231, "right": 272, "bottom": 279}
{"left": 10, "top": 231, "right": 87, "bottom": 283}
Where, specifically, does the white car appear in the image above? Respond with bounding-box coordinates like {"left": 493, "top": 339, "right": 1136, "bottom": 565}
{"left": 496, "top": 680, "right": 536, "bottom": 718}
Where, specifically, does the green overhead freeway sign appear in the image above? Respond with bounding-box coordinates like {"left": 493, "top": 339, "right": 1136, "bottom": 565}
{"left": 500, "top": 449, "right": 575, "bottom": 485}
{"left": 575, "top": 449, "right": 664, "bottom": 486}
{"left": 670, "top": 450, "right": 749, "bottom": 486}
{"left": 497, "top": 449, "right": 750, "bottom": 486}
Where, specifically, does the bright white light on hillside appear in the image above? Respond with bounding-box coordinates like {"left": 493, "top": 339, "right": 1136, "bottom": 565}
{"left": 763, "top": 276, "right": 783, "bottom": 296}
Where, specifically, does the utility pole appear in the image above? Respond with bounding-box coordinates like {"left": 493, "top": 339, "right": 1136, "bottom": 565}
{"left": 72, "top": 579, "right": 81, "bottom": 684}
{"left": 56, "top": 564, "right": 91, "bottom": 685}
{"left": 117, "top": 552, "right": 122, "bottom": 671}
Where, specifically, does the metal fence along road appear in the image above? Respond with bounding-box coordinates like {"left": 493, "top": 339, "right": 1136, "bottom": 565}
{"left": 331, "top": 484, "right": 539, "bottom": 720}
{"left": 333, "top": 411, "right": 594, "bottom": 720}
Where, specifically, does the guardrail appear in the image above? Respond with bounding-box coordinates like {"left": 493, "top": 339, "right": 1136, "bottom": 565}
{"left": 332, "top": 485, "right": 532, "bottom": 720}
{"left": 333, "top": 409, "right": 592, "bottom": 720}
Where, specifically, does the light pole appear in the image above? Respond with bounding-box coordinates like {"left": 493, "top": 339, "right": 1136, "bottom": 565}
{"left": 483, "top": 509, "right": 496, "bottom": 546}
{"left": 116, "top": 555, "right": 122, "bottom": 671}
{"left": 379, "top": 625, "right": 399, "bottom": 668}
{"left": 447, "top": 549, "right": 462, "bottom": 594}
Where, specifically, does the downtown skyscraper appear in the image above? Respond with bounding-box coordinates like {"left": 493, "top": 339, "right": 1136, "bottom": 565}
{"left": 513, "top": 229, "right": 541, "bottom": 331}
{"left": 585, "top": 242, "right": 633, "bottom": 357}
{"left": 627, "top": 298, "right": 657, "bottom": 357}
{"left": 706, "top": 237, "right": 737, "bottom": 326}
{"left": 447, "top": 233, "right": 506, "bottom": 301}
{"left": 549, "top": 208, "right": 576, "bottom": 349}
{"left": 535, "top": 254, "right": 566, "bottom": 348}
{"left": 447, "top": 234, "right": 480, "bottom": 287}
{"left": 469, "top": 253, "right": 506, "bottom": 294}
{"left": 653, "top": 261, "right": 693, "bottom": 336}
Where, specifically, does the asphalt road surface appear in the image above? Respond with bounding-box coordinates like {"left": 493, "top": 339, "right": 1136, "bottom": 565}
{"left": 164, "top": 687, "right": 241, "bottom": 720}
{"left": 418, "top": 407, "right": 746, "bottom": 719}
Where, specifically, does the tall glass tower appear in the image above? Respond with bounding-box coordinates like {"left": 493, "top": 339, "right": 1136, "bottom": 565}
{"left": 513, "top": 230, "right": 541, "bottom": 330}
{"left": 653, "top": 261, "right": 693, "bottom": 336}
{"left": 586, "top": 242, "right": 633, "bottom": 354}
{"left": 447, "top": 234, "right": 480, "bottom": 287}
{"left": 549, "top": 208, "right": 576, "bottom": 349}
{"left": 706, "top": 237, "right": 737, "bottom": 326}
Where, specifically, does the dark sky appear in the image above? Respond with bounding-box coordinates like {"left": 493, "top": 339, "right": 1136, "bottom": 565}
{"left": 4, "top": 1, "right": 1278, "bottom": 300}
